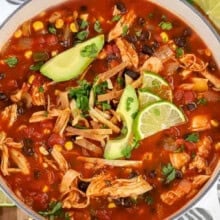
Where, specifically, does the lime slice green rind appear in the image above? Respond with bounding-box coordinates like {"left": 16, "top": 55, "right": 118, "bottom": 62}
{"left": 133, "top": 101, "right": 186, "bottom": 140}
{"left": 0, "top": 189, "right": 15, "bottom": 207}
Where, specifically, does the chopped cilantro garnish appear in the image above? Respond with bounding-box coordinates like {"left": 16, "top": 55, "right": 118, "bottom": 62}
{"left": 117, "top": 76, "right": 124, "bottom": 87}
{"left": 126, "top": 97, "right": 134, "bottom": 111}
{"left": 4, "top": 56, "right": 18, "bottom": 68}
{"left": 29, "top": 61, "right": 44, "bottom": 71}
{"left": 76, "top": 30, "right": 89, "bottom": 41}
{"left": 80, "top": 20, "right": 89, "bottom": 29}
{"left": 185, "top": 133, "right": 199, "bottom": 143}
{"left": 38, "top": 86, "right": 44, "bottom": 93}
{"left": 80, "top": 43, "right": 99, "bottom": 58}
{"left": 162, "top": 163, "right": 176, "bottom": 184}
{"left": 148, "top": 13, "right": 154, "bottom": 19}
{"left": 176, "top": 47, "right": 184, "bottom": 58}
{"left": 48, "top": 25, "right": 57, "bottom": 34}
{"left": 93, "top": 81, "right": 108, "bottom": 95}
{"left": 112, "top": 15, "right": 121, "bottom": 22}
{"left": 122, "top": 25, "right": 129, "bottom": 36}
{"left": 102, "top": 102, "right": 111, "bottom": 111}
{"left": 197, "top": 97, "right": 207, "bottom": 105}
{"left": 94, "top": 20, "right": 103, "bottom": 33}
{"left": 159, "top": 21, "right": 173, "bottom": 30}
{"left": 144, "top": 194, "right": 154, "bottom": 205}
{"left": 122, "top": 145, "right": 132, "bottom": 159}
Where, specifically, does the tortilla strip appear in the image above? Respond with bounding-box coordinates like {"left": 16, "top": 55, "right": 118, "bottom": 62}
{"left": 75, "top": 139, "right": 102, "bottom": 154}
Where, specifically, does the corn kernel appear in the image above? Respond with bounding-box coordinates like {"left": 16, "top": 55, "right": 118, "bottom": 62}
{"left": 32, "top": 21, "right": 44, "bottom": 31}
{"left": 211, "top": 119, "right": 219, "bottom": 127}
{"left": 51, "top": 50, "right": 58, "bottom": 57}
{"left": 43, "top": 128, "right": 51, "bottom": 134}
{"left": 28, "top": 74, "right": 35, "bottom": 84}
{"left": 73, "top": 10, "right": 78, "bottom": 20}
{"left": 70, "top": 22, "right": 78, "bottom": 33}
{"left": 205, "top": 49, "right": 211, "bottom": 57}
{"left": 80, "top": 13, "right": 89, "bottom": 21}
{"left": 42, "top": 185, "right": 49, "bottom": 193}
{"left": 24, "top": 50, "right": 32, "bottom": 59}
{"left": 14, "top": 29, "right": 22, "bottom": 38}
{"left": 215, "top": 142, "right": 220, "bottom": 151}
{"left": 43, "top": 162, "right": 48, "bottom": 168}
{"left": 64, "top": 141, "right": 74, "bottom": 151}
{"left": 39, "top": 146, "right": 49, "bottom": 156}
{"left": 54, "top": 144, "right": 63, "bottom": 152}
{"left": 98, "top": 16, "right": 104, "bottom": 23}
{"left": 160, "top": 32, "right": 169, "bottom": 43}
{"left": 108, "top": 202, "right": 116, "bottom": 209}
{"left": 55, "top": 18, "right": 64, "bottom": 29}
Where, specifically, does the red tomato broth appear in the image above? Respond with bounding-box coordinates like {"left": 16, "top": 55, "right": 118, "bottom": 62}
{"left": 0, "top": 0, "right": 220, "bottom": 219}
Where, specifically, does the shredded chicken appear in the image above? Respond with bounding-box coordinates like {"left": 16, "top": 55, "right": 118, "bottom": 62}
{"left": 190, "top": 114, "right": 211, "bottom": 132}
{"left": 189, "top": 155, "right": 211, "bottom": 174}
{"left": 55, "top": 90, "right": 70, "bottom": 109}
{"left": 154, "top": 45, "right": 174, "bottom": 63}
{"left": 140, "top": 56, "right": 163, "bottom": 73}
{"left": 160, "top": 179, "right": 192, "bottom": 205}
{"left": 10, "top": 149, "right": 30, "bottom": 175}
{"left": 1, "top": 144, "right": 9, "bottom": 176}
{"left": 108, "top": 10, "right": 136, "bottom": 42}
{"left": 87, "top": 174, "right": 152, "bottom": 198}
{"left": 197, "top": 136, "right": 212, "bottom": 158}
{"left": 115, "top": 38, "right": 139, "bottom": 68}
{"left": 1, "top": 104, "right": 18, "bottom": 127}
{"left": 30, "top": 85, "right": 46, "bottom": 106}
{"left": 200, "top": 70, "right": 220, "bottom": 90}
{"left": 51, "top": 147, "right": 69, "bottom": 172}
{"left": 169, "top": 152, "right": 190, "bottom": 170}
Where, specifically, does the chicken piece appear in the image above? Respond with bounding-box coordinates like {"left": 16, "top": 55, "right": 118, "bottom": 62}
{"left": 169, "top": 152, "right": 190, "bottom": 170}
{"left": 30, "top": 85, "right": 46, "bottom": 106}
{"left": 190, "top": 114, "right": 211, "bottom": 132}
{"left": 51, "top": 147, "right": 69, "bottom": 172}
{"left": 197, "top": 136, "right": 212, "bottom": 158}
{"left": 108, "top": 10, "right": 136, "bottom": 42}
{"left": 115, "top": 38, "right": 139, "bottom": 68}
{"left": 160, "top": 179, "right": 192, "bottom": 205}
{"left": 87, "top": 174, "right": 152, "bottom": 198}
{"left": 154, "top": 45, "right": 174, "bottom": 63}
{"left": 10, "top": 149, "right": 30, "bottom": 175}
{"left": 1, "top": 104, "right": 18, "bottom": 127}
{"left": 189, "top": 155, "right": 210, "bottom": 174}
{"left": 191, "top": 175, "right": 210, "bottom": 188}
{"left": 140, "top": 56, "right": 163, "bottom": 73}
{"left": 53, "top": 108, "right": 71, "bottom": 136}
{"left": 55, "top": 90, "right": 70, "bottom": 109}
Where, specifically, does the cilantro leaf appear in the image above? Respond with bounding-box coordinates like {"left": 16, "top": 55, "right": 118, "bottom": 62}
{"left": 159, "top": 21, "right": 173, "bottom": 30}
{"left": 162, "top": 163, "right": 176, "bottom": 184}
{"left": 185, "top": 133, "right": 199, "bottom": 143}
{"left": 112, "top": 15, "right": 121, "bottom": 22}
{"left": 80, "top": 20, "right": 89, "bottom": 29}
{"left": 4, "top": 56, "right": 18, "bottom": 68}
{"left": 122, "top": 25, "right": 129, "bottom": 36}
{"left": 29, "top": 61, "right": 44, "bottom": 71}
{"left": 94, "top": 20, "right": 103, "bottom": 33}
{"left": 197, "top": 97, "right": 207, "bottom": 105}
{"left": 76, "top": 30, "right": 89, "bottom": 41}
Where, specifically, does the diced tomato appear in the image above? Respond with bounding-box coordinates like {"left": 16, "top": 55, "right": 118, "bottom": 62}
{"left": 34, "top": 36, "right": 46, "bottom": 45}
{"left": 184, "top": 141, "right": 197, "bottom": 152}
{"left": 96, "top": 210, "right": 112, "bottom": 220}
{"left": 47, "top": 133, "right": 65, "bottom": 147}
{"left": 183, "top": 90, "right": 196, "bottom": 104}
{"left": 40, "top": 121, "right": 54, "bottom": 130}
{"left": 33, "top": 192, "right": 49, "bottom": 211}
{"left": 174, "top": 89, "right": 184, "bottom": 102}
{"left": 45, "top": 34, "right": 58, "bottom": 46}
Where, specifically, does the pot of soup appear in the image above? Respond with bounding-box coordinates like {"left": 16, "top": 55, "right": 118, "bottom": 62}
{"left": 0, "top": 0, "right": 219, "bottom": 219}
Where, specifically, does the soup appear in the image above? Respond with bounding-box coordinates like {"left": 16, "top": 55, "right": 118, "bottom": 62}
{"left": 0, "top": 0, "right": 220, "bottom": 219}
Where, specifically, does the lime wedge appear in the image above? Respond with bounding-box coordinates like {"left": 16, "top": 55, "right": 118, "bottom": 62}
{"left": 134, "top": 101, "right": 186, "bottom": 140}
{"left": 142, "top": 71, "right": 173, "bottom": 101}
{"left": 40, "top": 35, "right": 105, "bottom": 82}
{"left": 138, "top": 90, "right": 161, "bottom": 108}
{"left": 0, "top": 189, "right": 15, "bottom": 207}
{"left": 194, "top": 0, "right": 220, "bottom": 29}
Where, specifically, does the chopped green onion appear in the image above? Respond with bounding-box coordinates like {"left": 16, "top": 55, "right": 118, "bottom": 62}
{"left": 94, "top": 20, "right": 103, "bottom": 33}
{"left": 159, "top": 21, "right": 173, "bottom": 30}
{"left": 4, "top": 56, "right": 18, "bottom": 68}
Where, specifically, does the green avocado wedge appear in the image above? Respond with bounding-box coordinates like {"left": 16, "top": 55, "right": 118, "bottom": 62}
{"left": 104, "top": 85, "right": 139, "bottom": 160}
{"left": 40, "top": 35, "right": 105, "bottom": 82}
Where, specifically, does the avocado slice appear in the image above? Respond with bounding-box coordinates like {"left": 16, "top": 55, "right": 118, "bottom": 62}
{"left": 104, "top": 85, "right": 139, "bottom": 160}
{"left": 40, "top": 35, "right": 105, "bottom": 82}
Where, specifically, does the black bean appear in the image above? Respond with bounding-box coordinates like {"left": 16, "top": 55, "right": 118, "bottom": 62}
{"left": 17, "top": 106, "right": 25, "bottom": 115}
{"left": 124, "top": 69, "right": 140, "bottom": 80}
{"left": 114, "top": 197, "right": 134, "bottom": 208}
{"left": 142, "top": 45, "right": 154, "bottom": 56}
{"left": 151, "top": 41, "right": 160, "bottom": 49}
{"left": 137, "top": 17, "right": 145, "bottom": 26}
{"left": 186, "top": 102, "right": 197, "bottom": 111}
{"left": 78, "top": 181, "right": 90, "bottom": 192}
{"left": 79, "top": 5, "right": 87, "bottom": 12}
{"left": 139, "top": 30, "right": 150, "bottom": 41}
{"left": 116, "top": 2, "right": 127, "bottom": 13}
{"left": 125, "top": 35, "right": 138, "bottom": 44}
{"left": 0, "top": 73, "right": 5, "bottom": 80}
{"left": 128, "top": 171, "right": 138, "bottom": 179}
{"left": 33, "top": 170, "right": 41, "bottom": 179}
{"left": 175, "top": 170, "right": 183, "bottom": 179}
{"left": 208, "top": 61, "right": 217, "bottom": 72}
{"left": 22, "top": 138, "right": 35, "bottom": 156}
{"left": 148, "top": 170, "right": 157, "bottom": 178}
{"left": 174, "top": 36, "right": 187, "bottom": 48}
{"left": 0, "top": 92, "right": 8, "bottom": 101}
{"left": 182, "top": 28, "right": 192, "bottom": 37}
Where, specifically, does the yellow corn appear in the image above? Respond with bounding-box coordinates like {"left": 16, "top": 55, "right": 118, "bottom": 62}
{"left": 108, "top": 202, "right": 116, "bottom": 209}
{"left": 43, "top": 128, "right": 51, "bottom": 134}
{"left": 51, "top": 50, "right": 58, "bottom": 57}
{"left": 14, "top": 29, "right": 22, "bottom": 38}
{"left": 215, "top": 142, "right": 220, "bottom": 151}
{"left": 28, "top": 74, "right": 35, "bottom": 84}
{"left": 55, "top": 18, "right": 64, "bottom": 29}
{"left": 42, "top": 185, "right": 49, "bottom": 193}
{"left": 32, "top": 21, "right": 44, "bottom": 31}
{"left": 73, "top": 10, "right": 78, "bottom": 20}
{"left": 70, "top": 22, "right": 78, "bottom": 33}
{"left": 43, "top": 163, "right": 48, "bottom": 168}
{"left": 160, "top": 32, "right": 169, "bottom": 43}
{"left": 211, "top": 119, "right": 219, "bottom": 127}
{"left": 80, "top": 13, "right": 89, "bottom": 21}
{"left": 24, "top": 50, "right": 32, "bottom": 59}
{"left": 39, "top": 146, "right": 49, "bottom": 156}
{"left": 98, "top": 16, "right": 104, "bottom": 23}
{"left": 205, "top": 49, "right": 211, "bottom": 57}
{"left": 54, "top": 144, "right": 63, "bottom": 152}
{"left": 64, "top": 141, "right": 74, "bottom": 151}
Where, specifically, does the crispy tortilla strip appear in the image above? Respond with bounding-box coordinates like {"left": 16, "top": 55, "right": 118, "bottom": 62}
{"left": 51, "top": 147, "right": 69, "bottom": 172}
{"left": 140, "top": 56, "right": 163, "bottom": 73}
{"left": 77, "top": 157, "right": 143, "bottom": 168}
{"left": 1, "top": 144, "right": 9, "bottom": 176}
{"left": 30, "top": 85, "right": 46, "bottom": 106}
{"left": 200, "top": 70, "right": 220, "bottom": 89}
{"left": 10, "top": 149, "right": 30, "bottom": 175}
{"left": 108, "top": 10, "right": 136, "bottom": 42}
{"left": 1, "top": 104, "right": 18, "bottom": 127}
{"left": 55, "top": 90, "right": 69, "bottom": 109}
{"left": 75, "top": 139, "right": 102, "bottom": 154}
{"left": 89, "top": 108, "right": 120, "bottom": 133}
{"left": 87, "top": 174, "right": 152, "bottom": 198}
{"left": 97, "top": 62, "right": 128, "bottom": 82}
